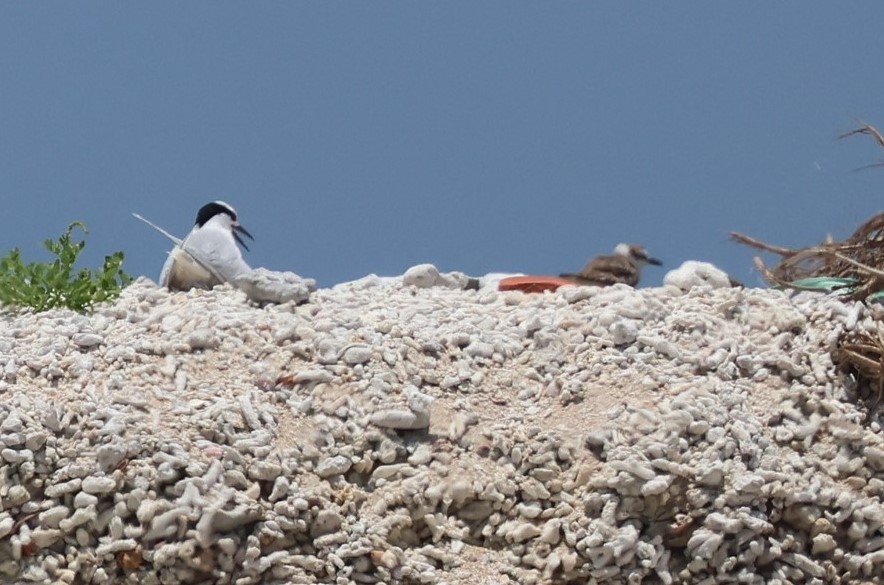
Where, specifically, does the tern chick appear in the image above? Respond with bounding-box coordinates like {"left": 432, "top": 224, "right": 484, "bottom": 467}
{"left": 561, "top": 243, "right": 662, "bottom": 287}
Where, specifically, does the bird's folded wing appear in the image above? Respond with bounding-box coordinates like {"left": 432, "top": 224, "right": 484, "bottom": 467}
{"left": 577, "top": 256, "right": 639, "bottom": 286}
{"left": 182, "top": 229, "right": 253, "bottom": 284}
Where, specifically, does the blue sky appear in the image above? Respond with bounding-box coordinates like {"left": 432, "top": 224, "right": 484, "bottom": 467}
{"left": 3, "top": 3, "right": 884, "bottom": 288}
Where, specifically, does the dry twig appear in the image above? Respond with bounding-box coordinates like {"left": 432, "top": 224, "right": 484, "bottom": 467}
{"left": 839, "top": 121, "right": 884, "bottom": 172}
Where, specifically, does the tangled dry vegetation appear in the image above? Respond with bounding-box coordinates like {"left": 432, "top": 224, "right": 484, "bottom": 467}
{"left": 732, "top": 121, "right": 884, "bottom": 421}
{"left": 731, "top": 212, "right": 884, "bottom": 302}
{"left": 835, "top": 329, "right": 884, "bottom": 418}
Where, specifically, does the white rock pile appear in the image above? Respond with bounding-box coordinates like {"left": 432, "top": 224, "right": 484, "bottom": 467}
{"left": 1, "top": 268, "right": 883, "bottom": 584}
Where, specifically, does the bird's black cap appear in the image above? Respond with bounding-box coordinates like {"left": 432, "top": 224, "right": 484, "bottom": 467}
{"left": 195, "top": 201, "right": 238, "bottom": 227}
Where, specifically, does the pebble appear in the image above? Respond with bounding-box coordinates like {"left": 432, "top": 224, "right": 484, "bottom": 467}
{"left": 402, "top": 264, "right": 441, "bottom": 288}
{"left": 96, "top": 443, "right": 127, "bottom": 472}
{"left": 663, "top": 260, "right": 732, "bottom": 291}
{"left": 0, "top": 516, "right": 13, "bottom": 539}
{"left": 370, "top": 409, "right": 431, "bottom": 430}
{"left": 81, "top": 476, "right": 117, "bottom": 494}
{"left": 188, "top": 328, "right": 217, "bottom": 350}
{"left": 73, "top": 492, "right": 98, "bottom": 508}
{"left": 310, "top": 510, "right": 342, "bottom": 537}
{"left": 234, "top": 268, "right": 316, "bottom": 304}
{"left": 71, "top": 332, "right": 103, "bottom": 348}
{"left": 315, "top": 455, "right": 352, "bottom": 478}
{"left": 342, "top": 345, "right": 372, "bottom": 365}
{"left": 248, "top": 461, "right": 282, "bottom": 482}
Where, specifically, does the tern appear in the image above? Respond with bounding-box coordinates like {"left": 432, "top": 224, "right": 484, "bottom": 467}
{"left": 561, "top": 243, "right": 662, "bottom": 287}
{"left": 135, "top": 201, "right": 253, "bottom": 291}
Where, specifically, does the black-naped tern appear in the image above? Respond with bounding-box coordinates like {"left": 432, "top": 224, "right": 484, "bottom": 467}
{"left": 158, "top": 201, "right": 254, "bottom": 291}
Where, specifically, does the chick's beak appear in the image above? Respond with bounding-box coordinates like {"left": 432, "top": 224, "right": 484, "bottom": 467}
{"left": 233, "top": 224, "right": 254, "bottom": 251}
{"left": 648, "top": 257, "right": 662, "bottom": 266}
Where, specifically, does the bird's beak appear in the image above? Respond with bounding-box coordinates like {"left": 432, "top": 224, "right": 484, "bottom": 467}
{"left": 648, "top": 257, "right": 662, "bottom": 266}
{"left": 233, "top": 223, "right": 254, "bottom": 251}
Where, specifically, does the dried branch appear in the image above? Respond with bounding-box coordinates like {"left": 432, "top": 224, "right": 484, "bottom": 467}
{"left": 839, "top": 121, "right": 884, "bottom": 172}
{"left": 838, "top": 120, "right": 884, "bottom": 148}
{"left": 730, "top": 232, "right": 795, "bottom": 256}
{"left": 828, "top": 251, "right": 884, "bottom": 279}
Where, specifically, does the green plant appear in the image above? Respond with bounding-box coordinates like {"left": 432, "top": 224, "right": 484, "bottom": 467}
{"left": 0, "top": 221, "right": 132, "bottom": 313}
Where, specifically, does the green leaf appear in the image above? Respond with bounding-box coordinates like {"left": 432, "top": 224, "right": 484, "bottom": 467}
{"left": 0, "top": 221, "right": 131, "bottom": 313}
